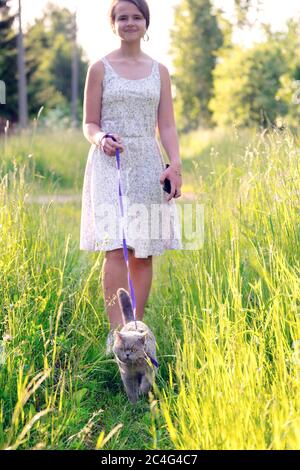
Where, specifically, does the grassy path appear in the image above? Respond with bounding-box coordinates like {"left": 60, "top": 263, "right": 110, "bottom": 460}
{"left": 1, "top": 127, "right": 300, "bottom": 449}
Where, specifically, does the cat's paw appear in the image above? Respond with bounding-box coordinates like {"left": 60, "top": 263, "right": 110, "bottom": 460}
{"left": 139, "top": 381, "right": 152, "bottom": 395}
{"left": 128, "top": 395, "right": 139, "bottom": 405}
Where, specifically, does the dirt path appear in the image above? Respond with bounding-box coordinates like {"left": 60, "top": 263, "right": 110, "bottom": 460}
{"left": 25, "top": 194, "right": 82, "bottom": 204}
{"left": 25, "top": 193, "right": 196, "bottom": 205}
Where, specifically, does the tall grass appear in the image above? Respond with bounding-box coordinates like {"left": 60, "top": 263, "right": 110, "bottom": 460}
{"left": 0, "top": 127, "right": 89, "bottom": 194}
{"left": 0, "top": 126, "right": 300, "bottom": 449}
{"left": 0, "top": 162, "right": 126, "bottom": 449}
{"left": 152, "top": 128, "right": 300, "bottom": 449}
{"left": 0, "top": 160, "right": 176, "bottom": 450}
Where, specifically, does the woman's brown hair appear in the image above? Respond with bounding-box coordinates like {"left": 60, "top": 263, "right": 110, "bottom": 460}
{"left": 109, "top": 0, "right": 150, "bottom": 30}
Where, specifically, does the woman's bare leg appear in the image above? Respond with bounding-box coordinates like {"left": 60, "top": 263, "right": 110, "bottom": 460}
{"left": 102, "top": 248, "right": 153, "bottom": 328}
{"left": 101, "top": 248, "right": 129, "bottom": 329}
{"left": 128, "top": 253, "right": 153, "bottom": 321}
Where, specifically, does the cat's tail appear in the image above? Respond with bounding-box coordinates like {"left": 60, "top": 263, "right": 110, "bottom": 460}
{"left": 117, "top": 288, "right": 134, "bottom": 324}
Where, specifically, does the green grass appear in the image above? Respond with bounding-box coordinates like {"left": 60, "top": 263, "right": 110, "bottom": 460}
{"left": 0, "top": 126, "right": 90, "bottom": 194}
{"left": 0, "top": 124, "right": 300, "bottom": 449}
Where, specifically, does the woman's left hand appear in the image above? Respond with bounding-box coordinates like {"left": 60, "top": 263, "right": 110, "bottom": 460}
{"left": 160, "top": 164, "right": 182, "bottom": 202}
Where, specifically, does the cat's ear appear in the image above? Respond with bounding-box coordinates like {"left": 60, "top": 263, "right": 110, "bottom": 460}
{"left": 114, "top": 331, "right": 124, "bottom": 343}
{"left": 139, "top": 331, "right": 147, "bottom": 344}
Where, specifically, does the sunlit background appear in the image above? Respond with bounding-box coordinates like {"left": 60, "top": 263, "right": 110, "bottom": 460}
{"left": 14, "top": 0, "right": 300, "bottom": 70}
{"left": 3, "top": 0, "right": 300, "bottom": 129}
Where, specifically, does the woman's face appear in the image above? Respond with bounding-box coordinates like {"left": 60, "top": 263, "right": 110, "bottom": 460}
{"left": 113, "top": 1, "right": 147, "bottom": 42}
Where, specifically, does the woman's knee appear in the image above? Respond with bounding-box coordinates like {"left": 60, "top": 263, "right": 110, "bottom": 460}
{"left": 105, "top": 248, "right": 126, "bottom": 263}
{"left": 130, "top": 254, "right": 153, "bottom": 268}
{"left": 105, "top": 249, "right": 152, "bottom": 268}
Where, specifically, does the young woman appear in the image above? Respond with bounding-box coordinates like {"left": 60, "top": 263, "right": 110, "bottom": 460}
{"left": 80, "top": 0, "right": 183, "bottom": 353}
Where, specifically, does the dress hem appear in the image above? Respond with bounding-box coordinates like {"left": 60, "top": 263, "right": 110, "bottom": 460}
{"left": 79, "top": 242, "right": 182, "bottom": 258}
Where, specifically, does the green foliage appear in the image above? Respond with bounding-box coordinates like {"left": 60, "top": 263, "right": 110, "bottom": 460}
{"left": 24, "top": 3, "right": 88, "bottom": 124}
{"left": 0, "top": 2, "right": 88, "bottom": 126}
{"left": 170, "top": 1, "right": 299, "bottom": 131}
{"left": 0, "top": 0, "right": 18, "bottom": 122}
{"left": 0, "top": 128, "right": 89, "bottom": 192}
{"left": 209, "top": 41, "right": 288, "bottom": 128}
{"left": 272, "top": 20, "right": 300, "bottom": 128}
{"left": 209, "top": 18, "right": 300, "bottom": 129}
{"left": 170, "top": 0, "right": 223, "bottom": 133}
{"left": 25, "top": 17, "right": 64, "bottom": 114}
{"left": 233, "top": 0, "right": 261, "bottom": 27}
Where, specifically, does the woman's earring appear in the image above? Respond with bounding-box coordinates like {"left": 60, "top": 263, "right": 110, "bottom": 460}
{"left": 142, "top": 31, "right": 149, "bottom": 42}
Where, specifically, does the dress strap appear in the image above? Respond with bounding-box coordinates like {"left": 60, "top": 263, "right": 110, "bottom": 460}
{"left": 101, "top": 56, "right": 159, "bottom": 81}
{"left": 152, "top": 60, "right": 160, "bottom": 80}
{"left": 100, "top": 57, "right": 114, "bottom": 78}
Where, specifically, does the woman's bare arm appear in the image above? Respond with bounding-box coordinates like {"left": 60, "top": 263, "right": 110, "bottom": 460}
{"left": 157, "top": 63, "right": 182, "bottom": 200}
{"left": 157, "top": 63, "right": 182, "bottom": 171}
{"left": 82, "top": 61, "right": 105, "bottom": 146}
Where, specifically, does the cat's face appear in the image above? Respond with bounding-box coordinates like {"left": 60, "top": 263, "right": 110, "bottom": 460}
{"left": 113, "top": 331, "right": 147, "bottom": 363}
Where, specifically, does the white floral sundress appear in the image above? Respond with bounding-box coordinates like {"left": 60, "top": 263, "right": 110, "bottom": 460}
{"left": 79, "top": 56, "right": 182, "bottom": 258}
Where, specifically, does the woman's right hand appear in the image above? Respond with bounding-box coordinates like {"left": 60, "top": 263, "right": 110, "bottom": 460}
{"left": 99, "top": 133, "right": 124, "bottom": 156}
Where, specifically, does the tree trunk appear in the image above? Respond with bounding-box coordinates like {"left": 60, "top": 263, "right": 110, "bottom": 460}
{"left": 71, "top": 10, "right": 78, "bottom": 128}
{"left": 17, "top": 0, "right": 28, "bottom": 128}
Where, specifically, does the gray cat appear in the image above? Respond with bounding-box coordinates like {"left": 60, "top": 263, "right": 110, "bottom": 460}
{"left": 113, "top": 288, "right": 158, "bottom": 404}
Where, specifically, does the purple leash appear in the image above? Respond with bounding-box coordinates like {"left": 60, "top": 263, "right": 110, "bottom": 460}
{"left": 103, "top": 133, "right": 159, "bottom": 368}
{"left": 104, "top": 134, "right": 137, "bottom": 329}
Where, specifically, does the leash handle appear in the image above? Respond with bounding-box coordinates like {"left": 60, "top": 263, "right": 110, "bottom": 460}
{"left": 104, "top": 133, "right": 137, "bottom": 327}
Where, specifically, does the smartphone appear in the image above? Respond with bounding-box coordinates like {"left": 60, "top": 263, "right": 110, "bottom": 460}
{"left": 162, "top": 164, "right": 171, "bottom": 194}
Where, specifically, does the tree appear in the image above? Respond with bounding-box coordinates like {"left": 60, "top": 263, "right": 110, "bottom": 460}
{"left": 233, "top": 0, "right": 262, "bottom": 27}
{"left": 209, "top": 41, "right": 288, "bottom": 128}
{"left": 24, "top": 3, "right": 88, "bottom": 124}
{"left": 24, "top": 17, "right": 63, "bottom": 116}
{"left": 170, "top": 0, "right": 223, "bottom": 132}
{"left": 270, "top": 20, "right": 300, "bottom": 128}
{"left": 0, "top": 0, "right": 18, "bottom": 124}
{"left": 17, "top": 0, "right": 28, "bottom": 128}
{"left": 71, "top": 10, "right": 79, "bottom": 128}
